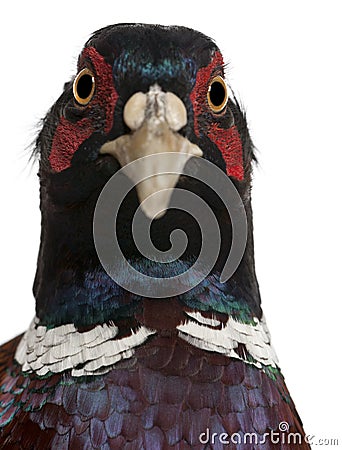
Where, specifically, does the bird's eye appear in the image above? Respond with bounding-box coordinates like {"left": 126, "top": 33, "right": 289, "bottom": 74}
{"left": 73, "top": 68, "right": 95, "bottom": 105}
{"left": 207, "top": 76, "right": 228, "bottom": 113}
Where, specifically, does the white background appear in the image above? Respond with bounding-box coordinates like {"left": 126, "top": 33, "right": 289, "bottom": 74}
{"left": 0, "top": 1, "right": 341, "bottom": 446}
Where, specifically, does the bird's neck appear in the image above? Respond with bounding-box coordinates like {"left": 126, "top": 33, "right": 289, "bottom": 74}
{"left": 33, "top": 177, "right": 262, "bottom": 329}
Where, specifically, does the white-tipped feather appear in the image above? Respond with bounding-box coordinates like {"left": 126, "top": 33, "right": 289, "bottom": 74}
{"left": 16, "top": 314, "right": 277, "bottom": 376}
{"left": 15, "top": 317, "right": 156, "bottom": 377}
{"left": 177, "top": 314, "right": 278, "bottom": 368}
{"left": 184, "top": 311, "right": 221, "bottom": 327}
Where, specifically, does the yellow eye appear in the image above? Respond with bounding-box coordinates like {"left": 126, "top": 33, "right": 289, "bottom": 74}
{"left": 207, "top": 76, "right": 228, "bottom": 113}
{"left": 73, "top": 68, "right": 95, "bottom": 105}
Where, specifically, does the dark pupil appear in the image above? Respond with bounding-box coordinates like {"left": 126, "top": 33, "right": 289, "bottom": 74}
{"left": 77, "top": 74, "right": 93, "bottom": 99}
{"left": 210, "top": 81, "right": 226, "bottom": 107}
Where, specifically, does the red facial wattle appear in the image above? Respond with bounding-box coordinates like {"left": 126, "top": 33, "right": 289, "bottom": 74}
{"left": 190, "top": 51, "right": 244, "bottom": 181}
{"left": 208, "top": 123, "right": 244, "bottom": 181}
{"left": 49, "top": 47, "right": 119, "bottom": 173}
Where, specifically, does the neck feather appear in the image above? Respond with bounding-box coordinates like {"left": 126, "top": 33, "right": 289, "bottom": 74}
{"left": 34, "top": 175, "right": 261, "bottom": 329}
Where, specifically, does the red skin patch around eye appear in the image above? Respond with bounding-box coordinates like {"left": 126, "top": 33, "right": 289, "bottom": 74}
{"left": 49, "top": 117, "right": 93, "bottom": 173}
{"left": 208, "top": 124, "right": 244, "bottom": 181}
{"left": 49, "top": 47, "right": 118, "bottom": 173}
{"left": 190, "top": 51, "right": 244, "bottom": 181}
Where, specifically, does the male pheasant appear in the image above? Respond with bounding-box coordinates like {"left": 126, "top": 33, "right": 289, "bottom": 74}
{"left": 0, "top": 24, "right": 309, "bottom": 449}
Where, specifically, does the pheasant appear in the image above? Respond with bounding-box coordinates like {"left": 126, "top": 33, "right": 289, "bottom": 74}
{"left": 0, "top": 23, "right": 309, "bottom": 449}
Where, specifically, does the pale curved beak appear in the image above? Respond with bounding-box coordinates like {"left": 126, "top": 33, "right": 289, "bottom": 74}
{"left": 100, "top": 84, "right": 202, "bottom": 218}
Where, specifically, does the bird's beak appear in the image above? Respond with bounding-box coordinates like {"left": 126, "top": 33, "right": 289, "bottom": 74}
{"left": 100, "top": 84, "right": 202, "bottom": 218}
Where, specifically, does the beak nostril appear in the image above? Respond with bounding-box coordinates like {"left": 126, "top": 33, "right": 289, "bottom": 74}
{"left": 123, "top": 92, "right": 147, "bottom": 130}
{"left": 165, "top": 92, "right": 187, "bottom": 131}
